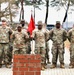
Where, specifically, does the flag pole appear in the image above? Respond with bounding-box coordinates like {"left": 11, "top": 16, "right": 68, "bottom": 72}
{"left": 31, "top": 10, "right": 34, "bottom": 54}
{"left": 30, "top": 10, "right": 35, "bottom": 54}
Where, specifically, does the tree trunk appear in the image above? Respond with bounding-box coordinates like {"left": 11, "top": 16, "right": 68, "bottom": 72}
{"left": 62, "top": 0, "right": 70, "bottom": 25}
{"left": 9, "top": 0, "right": 13, "bottom": 23}
{"left": 45, "top": 0, "right": 49, "bottom": 25}
{"left": 20, "top": 0, "right": 24, "bottom": 20}
{"left": 0, "top": 3, "right": 1, "bottom": 21}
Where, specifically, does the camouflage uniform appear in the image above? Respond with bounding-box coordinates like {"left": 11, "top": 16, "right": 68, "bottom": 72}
{"left": 20, "top": 20, "right": 31, "bottom": 54}
{"left": 49, "top": 28, "right": 67, "bottom": 65}
{"left": 6, "top": 26, "right": 13, "bottom": 65}
{"left": 32, "top": 29, "right": 48, "bottom": 64}
{"left": 12, "top": 30, "right": 29, "bottom": 54}
{"left": 8, "top": 36, "right": 13, "bottom": 64}
{"left": 68, "top": 28, "right": 74, "bottom": 67}
{"left": 0, "top": 26, "right": 12, "bottom": 65}
{"left": 22, "top": 26, "right": 31, "bottom": 54}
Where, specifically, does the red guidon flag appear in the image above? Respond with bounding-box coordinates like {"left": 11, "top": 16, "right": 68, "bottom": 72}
{"left": 27, "top": 14, "right": 35, "bottom": 35}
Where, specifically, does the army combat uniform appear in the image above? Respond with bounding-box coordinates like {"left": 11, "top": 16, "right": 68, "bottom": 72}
{"left": 22, "top": 26, "right": 31, "bottom": 54}
{"left": 32, "top": 28, "right": 48, "bottom": 70}
{"left": 68, "top": 28, "right": 74, "bottom": 68}
{"left": 12, "top": 30, "right": 29, "bottom": 54}
{"left": 0, "top": 26, "right": 12, "bottom": 68}
{"left": 49, "top": 27, "right": 67, "bottom": 68}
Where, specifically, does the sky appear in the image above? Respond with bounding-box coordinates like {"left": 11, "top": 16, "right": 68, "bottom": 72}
{"left": 1, "top": 1, "right": 74, "bottom": 25}
{"left": 14, "top": 4, "right": 74, "bottom": 25}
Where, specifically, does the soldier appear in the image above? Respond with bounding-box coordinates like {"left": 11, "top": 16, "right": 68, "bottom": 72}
{"left": 12, "top": 25, "right": 29, "bottom": 54}
{"left": 49, "top": 21, "right": 67, "bottom": 68}
{"left": 32, "top": 21, "right": 48, "bottom": 70}
{"left": 0, "top": 18, "right": 12, "bottom": 68}
{"left": 68, "top": 25, "right": 74, "bottom": 68}
{"left": 20, "top": 20, "right": 31, "bottom": 54}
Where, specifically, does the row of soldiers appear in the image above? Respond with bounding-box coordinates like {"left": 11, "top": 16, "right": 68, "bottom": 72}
{"left": 32, "top": 21, "right": 74, "bottom": 70}
{"left": 0, "top": 18, "right": 74, "bottom": 71}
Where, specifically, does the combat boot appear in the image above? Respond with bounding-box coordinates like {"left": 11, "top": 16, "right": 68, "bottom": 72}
{"left": 50, "top": 64, "right": 56, "bottom": 69}
{"left": 0, "top": 64, "right": 2, "bottom": 68}
{"left": 69, "top": 63, "right": 71, "bottom": 66}
{"left": 44, "top": 62, "right": 47, "bottom": 66}
{"left": 41, "top": 64, "right": 45, "bottom": 71}
{"left": 69, "top": 62, "right": 74, "bottom": 68}
{"left": 60, "top": 64, "right": 65, "bottom": 68}
{"left": 69, "top": 65, "right": 74, "bottom": 68}
{"left": 43, "top": 64, "right": 47, "bottom": 69}
{"left": 5, "top": 64, "right": 11, "bottom": 68}
{"left": 47, "top": 60, "right": 51, "bottom": 64}
{"left": 69, "top": 62, "right": 73, "bottom": 68}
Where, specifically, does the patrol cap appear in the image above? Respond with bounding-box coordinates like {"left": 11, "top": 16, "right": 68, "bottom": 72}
{"left": 1, "top": 17, "right": 7, "bottom": 22}
{"left": 17, "top": 25, "right": 22, "bottom": 28}
{"left": 56, "top": 21, "right": 60, "bottom": 24}
{"left": 38, "top": 21, "right": 43, "bottom": 25}
{"left": 20, "top": 19, "right": 25, "bottom": 22}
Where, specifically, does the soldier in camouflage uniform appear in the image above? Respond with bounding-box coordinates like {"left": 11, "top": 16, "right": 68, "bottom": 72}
{"left": 20, "top": 20, "right": 31, "bottom": 54}
{"left": 0, "top": 18, "right": 12, "bottom": 68}
{"left": 68, "top": 25, "right": 74, "bottom": 68}
{"left": 49, "top": 21, "right": 67, "bottom": 68}
{"left": 32, "top": 21, "right": 48, "bottom": 70}
{"left": 12, "top": 25, "right": 29, "bottom": 54}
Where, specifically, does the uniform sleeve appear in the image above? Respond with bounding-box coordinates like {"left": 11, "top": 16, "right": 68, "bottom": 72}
{"left": 12, "top": 31, "right": 15, "bottom": 39}
{"left": 9, "top": 27, "right": 13, "bottom": 35}
{"left": 67, "top": 30, "right": 72, "bottom": 42}
{"left": 63, "top": 29, "right": 67, "bottom": 41}
{"left": 9, "top": 31, "right": 15, "bottom": 44}
{"left": 24, "top": 32, "right": 29, "bottom": 39}
{"left": 45, "top": 29, "right": 50, "bottom": 41}
{"left": 49, "top": 29, "right": 53, "bottom": 40}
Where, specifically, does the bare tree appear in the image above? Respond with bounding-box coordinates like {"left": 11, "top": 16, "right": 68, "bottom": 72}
{"left": 45, "top": 0, "right": 49, "bottom": 25}
{"left": 0, "top": 0, "right": 18, "bottom": 22}
{"left": 50, "top": 0, "right": 74, "bottom": 26}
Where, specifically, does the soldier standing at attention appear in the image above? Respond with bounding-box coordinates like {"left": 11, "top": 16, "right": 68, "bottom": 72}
{"left": 20, "top": 20, "right": 31, "bottom": 54}
{"left": 0, "top": 18, "right": 12, "bottom": 68}
{"left": 49, "top": 21, "right": 67, "bottom": 68}
{"left": 68, "top": 25, "right": 74, "bottom": 68}
{"left": 12, "top": 25, "right": 29, "bottom": 54}
{"left": 32, "top": 21, "right": 48, "bottom": 71}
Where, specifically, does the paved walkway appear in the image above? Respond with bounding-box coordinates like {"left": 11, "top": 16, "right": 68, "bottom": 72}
{"left": 0, "top": 40, "right": 74, "bottom": 75}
